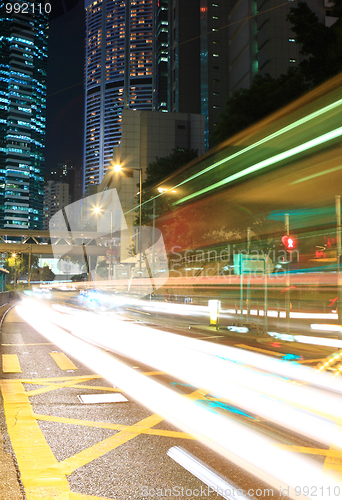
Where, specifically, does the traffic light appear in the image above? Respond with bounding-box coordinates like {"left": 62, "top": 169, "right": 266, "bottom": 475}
{"left": 282, "top": 234, "right": 297, "bottom": 251}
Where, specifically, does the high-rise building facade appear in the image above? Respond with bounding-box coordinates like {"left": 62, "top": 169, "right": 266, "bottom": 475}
{"left": 167, "top": 0, "right": 229, "bottom": 149}
{"left": 0, "top": 7, "right": 48, "bottom": 229}
{"left": 154, "top": 0, "right": 168, "bottom": 112}
{"left": 83, "top": 0, "right": 154, "bottom": 194}
{"left": 227, "top": 0, "right": 329, "bottom": 94}
{"left": 43, "top": 180, "right": 69, "bottom": 230}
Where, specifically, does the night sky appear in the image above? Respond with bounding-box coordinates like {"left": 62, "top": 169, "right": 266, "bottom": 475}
{"left": 45, "top": 0, "right": 85, "bottom": 176}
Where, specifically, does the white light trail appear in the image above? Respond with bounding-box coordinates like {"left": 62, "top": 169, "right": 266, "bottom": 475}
{"left": 167, "top": 447, "right": 250, "bottom": 500}
{"left": 16, "top": 300, "right": 342, "bottom": 500}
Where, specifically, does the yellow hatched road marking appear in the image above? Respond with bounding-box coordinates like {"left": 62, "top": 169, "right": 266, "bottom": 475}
{"left": 143, "top": 370, "right": 166, "bottom": 376}
{"left": 21, "top": 375, "right": 102, "bottom": 383}
{"left": 236, "top": 344, "right": 283, "bottom": 357}
{"left": 25, "top": 376, "right": 99, "bottom": 396}
{"left": 65, "top": 384, "right": 122, "bottom": 392}
{"left": 276, "top": 444, "right": 332, "bottom": 456}
{"left": 54, "top": 413, "right": 167, "bottom": 475}
{"left": 70, "top": 494, "right": 115, "bottom": 500}
{"left": 126, "top": 307, "right": 150, "bottom": 315}
{"left": 2, "top": 342, "right": 54, "bottom": 346}
{"left": 19, "top": 371, "right": 163, "bottom": 385}
{"left": 50, "top": 352, "right": 78, "bottom": 370}
{"left": 0, "top": 376, "right": 205, "bottom": 499}
{"left": 297, "top": 358, "right": 325, "bottom": 364}
{"left": 33, "top": 413, "right": 195, "bottom": 439}
{"left": 53, "top": 389, "right": 205, "bottom": 476}
{"left": 323, "top": 426, "right": 342, "bottom": 475}
{"left": 2, "top": 354, "right": 21, "bottom": 373}
{"left": 277, "top": 429, "right": 342, "bottom": 474}
{"left": 0, "top": 379, "right": 71, "bottom": 499}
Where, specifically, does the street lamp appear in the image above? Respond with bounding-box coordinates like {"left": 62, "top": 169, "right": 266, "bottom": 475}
{"left": 94, "top": 206, "right": 114, "bottom": 281}
{"left": 113, "top": 164, "right": 142, "bottom": 272}
{"left": 12, "top": 253, "right": 17, "bottom": 288}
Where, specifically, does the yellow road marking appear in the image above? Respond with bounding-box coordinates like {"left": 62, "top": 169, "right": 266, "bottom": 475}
{"left": 2, "top": 354, "right": 21, "bottom": 373}
{"left": 49, "top": 352, "right": 78, "bottom": 370}
{"left": 0, "top": 379, "right": 71, "bottom": 499}
{"left": 297, "top": 358, "right": 325, "bottom": 364}
{"left": 323, "top": 426, "right": 342, "bottom": 475}
{"left": 276, "top": 444, "right": 332, "bottom": 456}
{"left": 143, "top": 370, "right": 166, "bottom": 376}
{"left": 53, "top": 389, "right": 206, "bottom": 476}
{"left": 25, "top": 371, "right": 165, "bottom": 397}
{"left": 33, "top": 413, "right": 194, "bottom": 439}
{"left": 54, "top": 413, "right": 168, "bottom": 475}
{"left": 1, "top": 374, "right": 206, "bottom": 500}
{"left": 25, "top": 376, "right": 99, "bottom": 396}
{"left": 21, "top": 375, "right": 102, "bottom": 383}
{"left": 278, "top": 431, "right": 342, "bottom": 471}
{"left": 236, "top": 344, "right": 283, "bottom": 357}
{"left": 64, "top": 384, "right": 121, "bottom": 391}
{"left": 196, "top": 336, "right": 225, "bottom": 339}
{"left": 1, "top": 342, "right": 54, "bottom": 346}
{"left": 126, "top": 307, "right": 151, "bottom": 315}
{"left": 19, "top": 371, "right": 163, "bottom": 385}
{"left": 70, "top": 494, "right": 114, "bottom": 500}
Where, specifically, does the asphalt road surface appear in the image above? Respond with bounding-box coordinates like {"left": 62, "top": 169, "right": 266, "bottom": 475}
{"left": 1, "top": 298, "right": 341, "bottom": 500}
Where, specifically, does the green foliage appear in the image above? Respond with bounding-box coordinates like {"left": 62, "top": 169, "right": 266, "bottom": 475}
{"left": 3, "top": 253, "right": 39, "bottom": 283}
{"left": 136, "top": 148, "right": 199, "bottom": 225}
{"left": 142, "top": 148, "right": 199, "bottom": 191}
{"left": 287, "top": 1, "right": 342, "bottom": 87}
{"left": 95, "top": 259, "right": 109, "bottom": 279}
{"left": 41, "top": 265, "right": 55, "bottom": 282}
{"left": 212, "top": 1, "right": 342, "bottom": 146}
{"left": 211, "top": 69, "right": 309, "bottom": 145}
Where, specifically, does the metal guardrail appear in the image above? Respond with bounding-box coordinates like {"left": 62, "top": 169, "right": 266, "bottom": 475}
{"left": 0, "top": 291, "right": 18, "bottom": 307}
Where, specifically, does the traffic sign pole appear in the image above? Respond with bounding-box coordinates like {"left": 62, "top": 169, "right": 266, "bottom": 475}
{"left": 285, "top": 213, "right": 290, "bottom": 334}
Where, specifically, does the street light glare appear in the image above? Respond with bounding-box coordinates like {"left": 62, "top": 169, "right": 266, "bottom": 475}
{"left": 93, "top": 207, "right": 101, "bottom": 214}
{"left": 113, "top": 164, "right": 122, "bottom": 172}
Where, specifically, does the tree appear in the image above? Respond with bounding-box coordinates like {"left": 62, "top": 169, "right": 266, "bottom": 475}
{"left": 287, "top": 1, "right": 342, "bottom": 87}
{"left": 211, "top": 1, "right": 342, "bottom": 145}
{"left": 142, "top": 148, "right": 199, "bottom": 191}
{"left": 3, "top": 252, "right": 39, "bottom": 284}
{"left": 95, "top": 259, "right": 108, "bottom": 279}
{"left": 136, "top": 148, "right": 199, "bottom": 225}
{"left": 211, "top": 69, "right": 309, "bottom": 145}
{"left": 42, "top": 265, "right": 55, "bottom": 282}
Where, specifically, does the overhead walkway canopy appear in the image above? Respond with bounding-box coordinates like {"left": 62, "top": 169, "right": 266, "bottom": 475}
{"left": 0, "top": 229, "right": 107, "bottom": 256}
{"left": 0, "top": 268, "right": 9, "bottom": 292}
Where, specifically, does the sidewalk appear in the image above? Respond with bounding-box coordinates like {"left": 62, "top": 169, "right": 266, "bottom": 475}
{"left": 0, "top": 302, "right": 24, "bottom": 500}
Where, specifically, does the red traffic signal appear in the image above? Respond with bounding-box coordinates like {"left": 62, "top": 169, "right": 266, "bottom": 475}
{"left": 282, "top": 235, "right": 297, "bottom": 251}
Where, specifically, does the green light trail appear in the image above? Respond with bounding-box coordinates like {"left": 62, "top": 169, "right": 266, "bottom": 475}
{"left": 290, "top": 164, "right": 342, "bottom": 185}
{"left": 173, "top": 126, "right": 342, "bottom": 206}
{"left": 124, "top": 96, "right": 342, "bottom": 217}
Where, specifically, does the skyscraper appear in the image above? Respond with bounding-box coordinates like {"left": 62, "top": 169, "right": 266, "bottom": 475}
{"left": 167, "top": 0, "right": 229, "bottom": 149}
{"left": 83, "top": 0, "right": 154, "bottom": 194}
{"left": 0, "top": 6, "right": 48, "bottom": 229}
{"left": 227, "top": 0, "right": 329, "bottom": 94}
{"left": 154, "top": 0, "right": 168, "bottom": 113}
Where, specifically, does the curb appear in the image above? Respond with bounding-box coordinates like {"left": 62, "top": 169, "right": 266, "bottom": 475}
{"left": 0, "top": 300, "right": 25, "bottom": 500}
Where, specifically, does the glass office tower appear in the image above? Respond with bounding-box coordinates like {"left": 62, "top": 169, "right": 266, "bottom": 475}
{"left": 0, "top": 8, "right": 48, "bottom": 229}
{"left": 84, "top": 0, "right": 154, "bottom": 193}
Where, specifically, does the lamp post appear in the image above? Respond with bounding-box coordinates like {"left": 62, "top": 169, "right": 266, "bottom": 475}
{"left": 12, "top": 253, "right": 17, "bottom": 288}
{"left": 113, "top": 164, "right": 142, "bottom": 272}
{"left": 94, "top": 207, "right": 114, "bottom": 281}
